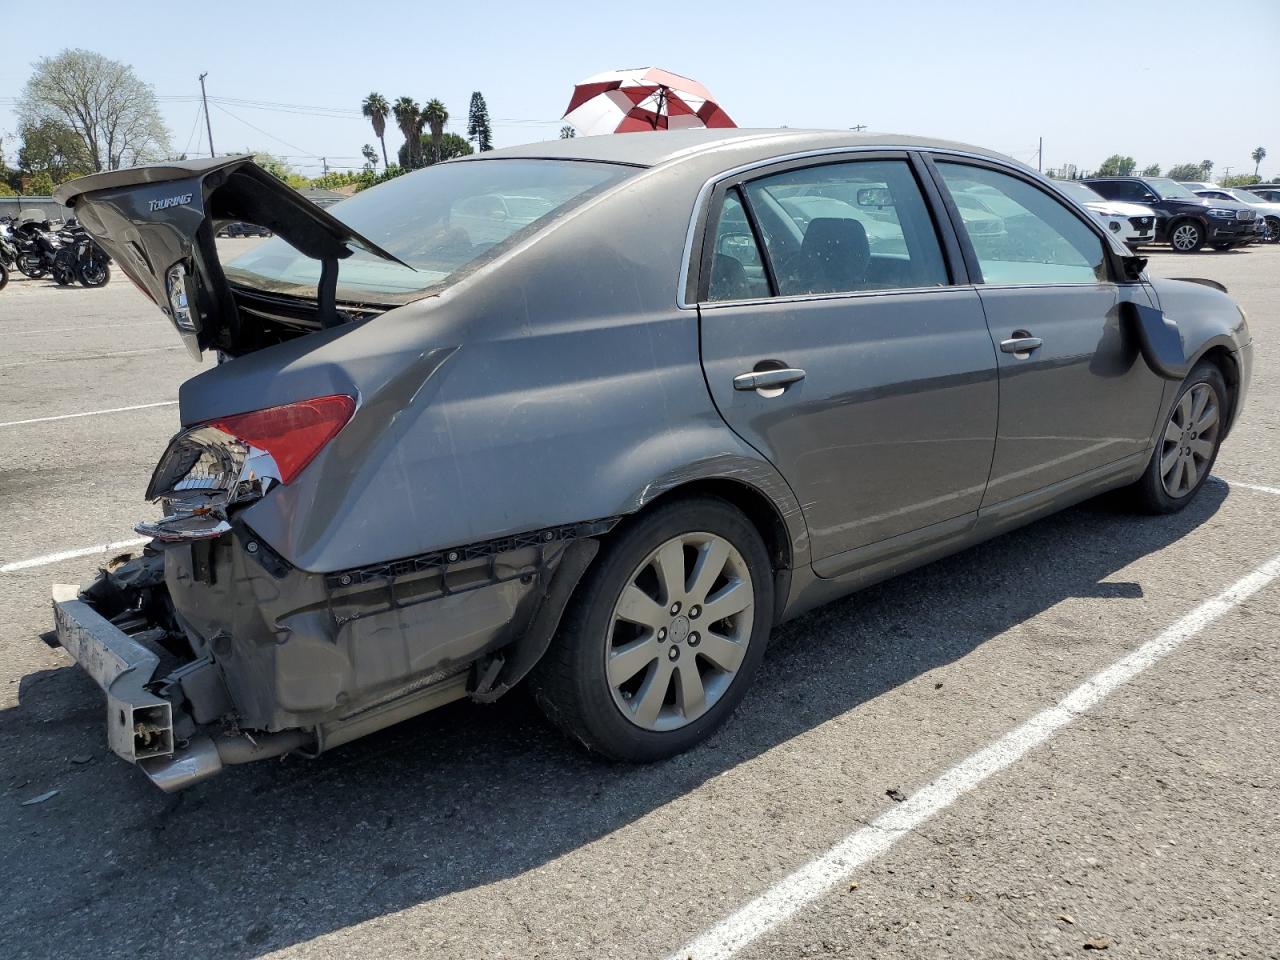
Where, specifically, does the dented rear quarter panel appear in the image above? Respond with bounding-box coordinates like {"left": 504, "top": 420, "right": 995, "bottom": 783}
{"left": 174, "top": 153, "right": 810, "bottom": 576}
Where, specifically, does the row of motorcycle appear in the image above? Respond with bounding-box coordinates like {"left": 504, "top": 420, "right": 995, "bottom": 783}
{"left": 0, "top": 216, "right": 112, "bottom": 292}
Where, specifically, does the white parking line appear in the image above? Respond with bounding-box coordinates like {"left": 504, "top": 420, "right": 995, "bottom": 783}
{"left": 1228, "top": 480, "right": 1280, "bottom": 497}
{"left": 668, "top": 549, "right": 1280, "bottom": 960}
{"left": 0, "top": 538, "right": 149, "bottom": 574}
{"left": 0, "top": 400, "right": 178, "bottom": 429}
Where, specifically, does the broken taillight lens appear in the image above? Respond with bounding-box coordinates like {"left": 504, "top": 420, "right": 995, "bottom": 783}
{"left": 208, "top": 395, "right": 356, "bottom": 485}
{"left": 139, "top": 395, "right": 356, "bottom": 541}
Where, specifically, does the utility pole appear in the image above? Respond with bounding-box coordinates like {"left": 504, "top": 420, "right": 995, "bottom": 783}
{"left": 199, "top": 72, "right": 215, "bottom": 157}
{"left": 850, "top": 124, "right": 868, "bottom": 132}
{"left": 1038, "top": 137, "right": 1043, "bottom": 172}
{"left": 322, "top": 157, "right": 329, "bottom": 176}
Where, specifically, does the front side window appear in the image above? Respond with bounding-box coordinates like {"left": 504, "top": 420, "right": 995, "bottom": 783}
{"left": 735, "top": 159, "right": 949, "bottom": 297}
{"left": 1145, "top": 177, "right": 1199, "bottom": 200}
{"left": 225, "top": 159, "right": 632, "bottom": 301}
{"left": 938, "top": 163, "right": 1107, "bottom": 285}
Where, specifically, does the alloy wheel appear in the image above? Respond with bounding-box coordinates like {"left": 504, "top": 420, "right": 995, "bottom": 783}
{"left": 1170, "top": 223, "right": 1201, "bottom": 252}
{"left": 605, "top": 531, "right": 754, "bottom": 731}
{"left": 1160, "top": 383, "right": 1220, "bottom": 498}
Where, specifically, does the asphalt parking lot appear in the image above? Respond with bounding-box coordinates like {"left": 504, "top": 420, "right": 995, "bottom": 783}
{"left": 1, "top": 241, "right": 1277, "bottom": 960}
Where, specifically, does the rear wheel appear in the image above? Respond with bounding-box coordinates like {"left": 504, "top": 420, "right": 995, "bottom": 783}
{"left": 529, "top": 496, "right": 773, "bottom": 761}
{"left": 16, "top": 256, "right": 46, "bottom": 279}
{"left": 1169, "top": 220, "right": 1204, "bottom": 253}
{"left": 1265, "top": 217, "right": 1280, "bottom": 243}
{"left": 1129, "top": 362, "right": 1227, "bottom": 513}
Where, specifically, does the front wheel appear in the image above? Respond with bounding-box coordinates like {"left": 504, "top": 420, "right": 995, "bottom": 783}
{"left": 529, "top": 496, "right": 774, "bottom": 761}
{"left": 1129, "top": 362, "right": 1228, "bottom": 513}
{"left": 78, "top": 257, "right": 110, "bottom": 287}
{"left": 1265, "top": 217, "right": 1280, "bottom": 244}
{"left": 1168, "top": 220, "right": 1205, "bottom": 253}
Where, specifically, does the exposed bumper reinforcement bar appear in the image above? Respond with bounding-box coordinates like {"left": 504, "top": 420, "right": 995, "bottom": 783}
{"left": 52, "top": 583, "right": 175, "bottom": 763}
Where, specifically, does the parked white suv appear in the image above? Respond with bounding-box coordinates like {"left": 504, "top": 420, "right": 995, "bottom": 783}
{"left": 1053, "top": 179, "right": 1157, "bottom": 248}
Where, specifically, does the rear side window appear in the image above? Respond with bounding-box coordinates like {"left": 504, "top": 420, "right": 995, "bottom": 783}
{"left": 1090, "top": 180, "right": 1144, "bottom": 203}
{"left": 727, "top": 159, "right": 948, "bottom": 297}
{"left": 938, "top": 163, "right": 1107, "bottom": 285}
{"left": 225, "top": 159, "right": 632, "bottom": 301}
{"left": 706, "top": 189, "right": 771, "bottom": 302}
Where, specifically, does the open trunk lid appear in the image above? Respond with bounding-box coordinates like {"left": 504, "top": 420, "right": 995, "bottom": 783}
{"left": 53, "top": 156, "right": 407, "bottom": 358}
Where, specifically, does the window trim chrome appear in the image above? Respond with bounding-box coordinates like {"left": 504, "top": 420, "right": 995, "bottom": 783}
{"left": 677, "top": 144, "right": 1132, "bottom": 309}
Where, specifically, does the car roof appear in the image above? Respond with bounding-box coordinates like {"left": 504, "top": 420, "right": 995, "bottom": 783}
{"left": 455, "top": 127, "right": 1016, "bottom": 170}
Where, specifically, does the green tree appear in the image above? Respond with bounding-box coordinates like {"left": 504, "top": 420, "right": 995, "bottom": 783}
{"left": 423, "top": 99, "right": 448, "bottom": 164}
{"left": 23, "top": 170, "right": 56, "bottom": 195}
{"left": 398, "top": 132, "right": 472, "bottom": 168}
{"left": 0, "top": 181, "right": 16, "bottom": 197}
{"left": 467, "top": 92, "right": 493, "bottom": 152}
{"left": 560, "top": 125, "right": 576, "bottom": 139}
{"left": 250, "top": 151, "right": 310, "bottom": 189}
{"left": 361, "top": 93, "right": 391, "bottom": 168}
{"left": 1096, "top": 154, "right": 1136, "bottom": 176}
{"left": 392, "top": 97, "right": 422, "bottom": 168}
{"left": 17, "top": 118, "right": 92, "bottom": 183}
{"left": 1141, "top": 163, "right": 1161, "bottom": 177}
{"left": 1252, "top": 146, "right": 1267, "bottom": 176}
{"left": 1222, "top": 173, "right": 1262, "bottom": 188}
{"left": 17, "top": 48, "right": 170, "bottom": 171}
{"left": 1166, "top": 162, "right": 1206, "bottom": 181}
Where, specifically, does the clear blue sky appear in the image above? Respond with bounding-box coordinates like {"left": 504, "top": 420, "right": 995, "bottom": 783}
{"left": 2, "top": 0, "right": 1278, "bottom": 177}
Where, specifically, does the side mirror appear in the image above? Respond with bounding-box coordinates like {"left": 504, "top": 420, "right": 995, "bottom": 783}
{"left": 1142, "top": 194, "right": 1158, "bottom": 202}
{"left": 1121, "top": 252, "right": 1147, "bottom": 282}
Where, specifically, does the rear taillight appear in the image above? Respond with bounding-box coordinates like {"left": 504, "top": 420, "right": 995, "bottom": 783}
{"left": 209, "top": 395, "right": 356, "bottom": 485}
{"left": 138, "top": 395, "right": 356, "bottom": 542}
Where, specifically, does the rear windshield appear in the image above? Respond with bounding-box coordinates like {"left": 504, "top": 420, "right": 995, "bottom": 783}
{"left": 224, "top": 159, "right": 633, "bottom": 301}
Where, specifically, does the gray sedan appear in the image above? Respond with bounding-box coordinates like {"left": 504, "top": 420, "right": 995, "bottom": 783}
{"left": 51, "top": 129, "right": 1252, "bottom": 791}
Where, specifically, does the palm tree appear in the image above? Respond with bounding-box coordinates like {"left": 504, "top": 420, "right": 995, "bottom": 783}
{"left": 392, "top": 97, "right": 421, "bottom": 168}
{"left": 362, "top": 93, "right": 391, "bottom": 168}
{"left": 1253, "top": 146, "right": 1268, "bottom": 177}
{"left": 423, "top": 99, "right": 449, "bottom": 164}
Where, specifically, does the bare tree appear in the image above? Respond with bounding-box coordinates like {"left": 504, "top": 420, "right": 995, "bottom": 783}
{"left": 17, "top": 48, "right": 171, "bottom": 171}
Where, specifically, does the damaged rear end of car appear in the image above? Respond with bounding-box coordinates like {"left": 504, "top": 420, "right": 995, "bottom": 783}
{"left": 49, "top": 155, "right": 637, "bottom": 790}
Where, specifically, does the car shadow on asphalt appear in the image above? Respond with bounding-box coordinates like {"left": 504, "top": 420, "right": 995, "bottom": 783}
{"left": 0, "top": 482, "right": 1228, "bottom": 958}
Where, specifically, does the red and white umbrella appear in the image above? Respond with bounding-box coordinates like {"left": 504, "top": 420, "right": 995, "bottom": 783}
{"left": 562, "top": 67, "right": 736, "bottom": 135}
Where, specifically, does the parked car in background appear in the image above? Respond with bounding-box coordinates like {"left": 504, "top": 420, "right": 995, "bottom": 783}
{"left": 1245, "top": 184, "right": 1280, "bottom": 202}
{"left": 1053, "top": 179, "right": 1156, "bottom": 248}
{"left": 50, "top": 134, "right": 1252, "bottom": 792}
{"left": 216, "top": 222, "right": 274, "bottom": 238}
{"left": 1082, "top": 175, "right": 1256, "bottom": 252}
{"left": 1183, "top": 184, "right": 1280, "bottom": 243}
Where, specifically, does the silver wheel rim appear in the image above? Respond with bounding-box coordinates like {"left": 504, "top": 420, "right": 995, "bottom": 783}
{"left": 605, "top": 531, "right": 754, "bottom": 731}
{"left": 1160, "top": 383, "right": 1220, "bottom": 498}
{"left": 1171, "top": 224, "right": 1199, "bottom": 250}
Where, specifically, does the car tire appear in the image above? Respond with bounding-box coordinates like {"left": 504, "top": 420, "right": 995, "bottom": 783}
{"left": 1168, "top": 219, "right": 1205, "bottom": 253}
{"left": 529, "top": 496, "right": 774, "bottom": 762}
{"left": 1265, "top": 217, "right": 1280, "bottom": 244}
{"left": 1128, "top": 361, "right": 1228, "bottom": 514}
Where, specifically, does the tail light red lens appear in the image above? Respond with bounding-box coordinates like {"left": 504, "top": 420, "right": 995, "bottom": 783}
{"left": 209, "top": 395, "right": 356, "bottom": 485}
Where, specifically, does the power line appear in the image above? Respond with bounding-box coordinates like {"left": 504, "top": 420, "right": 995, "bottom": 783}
{"left": 210, "top": 101, "right": 321, "bottom": 157}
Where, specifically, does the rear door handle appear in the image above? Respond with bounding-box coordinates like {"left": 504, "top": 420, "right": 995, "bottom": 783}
{"left": 733, "top": 368, "right": 807, "bottom": 392}
{"left": 999, "top": 336, "right": 1043, "bottom": 356}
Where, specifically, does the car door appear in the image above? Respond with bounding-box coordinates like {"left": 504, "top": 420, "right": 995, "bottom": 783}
{"left": 930, "top": 158, "right": 1166, "bottom": 506}
{"left": 696, "top": 154, "right": 999, "bottom": 571}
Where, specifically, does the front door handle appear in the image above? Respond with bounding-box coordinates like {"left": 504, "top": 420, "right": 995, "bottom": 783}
{"left": 1000, "top": 334, "right": 1043, "bottom": 357}
{"left": 733, "top": 367, "right": 807, "bottom": 392}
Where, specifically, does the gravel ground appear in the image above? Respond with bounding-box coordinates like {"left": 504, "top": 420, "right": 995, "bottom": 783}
{"left": 0, "top": 240, "right": 1276, "bottom": 960}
